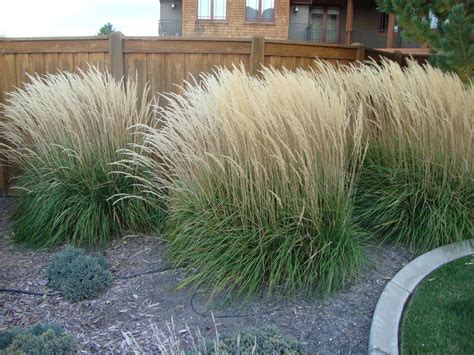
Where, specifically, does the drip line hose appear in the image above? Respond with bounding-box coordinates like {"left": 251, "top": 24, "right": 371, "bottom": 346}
{"left": 1, "top": 267, "right": 278, "bottom": 319}
{"left": 0, "top": 265, "right": 176, "bottom": 296}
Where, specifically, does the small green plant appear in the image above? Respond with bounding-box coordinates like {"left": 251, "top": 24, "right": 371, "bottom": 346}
{"left": 0, "top": 324, "right": 76, "bottom": 354}
{"left": 209, "top": 327, "right": 305, "bottom": 355}
{"left": 123, "top": 319, "right": 306, "bottom": 354}
{"left": 47, "top": 246, "right": 112, "bottom": 302}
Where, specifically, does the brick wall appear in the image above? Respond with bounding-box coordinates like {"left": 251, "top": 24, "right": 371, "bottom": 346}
{"left": 182, "top": 0, "right": 290, "bottom": 39}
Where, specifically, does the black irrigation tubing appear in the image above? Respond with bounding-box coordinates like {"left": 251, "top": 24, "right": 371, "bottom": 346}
{"left": 190, "top": 290, "right": 281, "bottom": 319}
{"left": 0, "top": 266, "right": 178, "bottom": 297}
{"left": 2, "top": 269, "right": 280, "bottom": 320}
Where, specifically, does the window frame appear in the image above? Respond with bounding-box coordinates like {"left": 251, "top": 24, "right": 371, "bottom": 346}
{"left": 197, "top": 0, "right": 227, "bottom": 21}
{"left": 378, "top": 12, "right": 389, "bottom": 33}
{"left": 245, "top": 0, "right": 275, "bottom": 23}
{"left": 310, "top": 5, "right": 342, "bottom": 43}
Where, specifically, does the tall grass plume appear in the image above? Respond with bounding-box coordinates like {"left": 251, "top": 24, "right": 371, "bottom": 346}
{"left": 311, "top": 60, "right": 473, "bottom": 252}
{"left": 0, "top": 68, "right": 164, "bottom": 248}
{"left": 122, "top": 66, "right": 366, "bottom": 297}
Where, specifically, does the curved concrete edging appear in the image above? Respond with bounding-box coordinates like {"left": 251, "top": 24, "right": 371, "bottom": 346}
{"left": 368, "top": 239, "right": 474, "bottom": 355}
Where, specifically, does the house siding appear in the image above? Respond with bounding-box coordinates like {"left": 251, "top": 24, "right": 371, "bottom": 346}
{"left": 353, "top": 2, "right": 379, "bottom": 30}
{"left": 182, "top": 0, "right": 290, "bottom": 39}
{"left": 160, "top": 0, "right": 183, "bottom": 22}
{"left": 289, "top": 5, "right": 310, "bottom": 25}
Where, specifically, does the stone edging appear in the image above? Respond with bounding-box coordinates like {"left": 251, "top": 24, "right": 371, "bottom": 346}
{"left": 368, "top": 239, "right": 474, "bottom": 355}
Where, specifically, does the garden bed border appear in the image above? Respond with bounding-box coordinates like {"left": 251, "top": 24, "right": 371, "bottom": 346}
{"left": 368, "top": 239, "right": 474, "bottom": 355}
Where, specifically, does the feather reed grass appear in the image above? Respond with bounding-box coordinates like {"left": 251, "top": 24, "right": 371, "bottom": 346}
{"left": 121, "top": 66, "right": 366, "bottom": 297}
{"left": 0, "top": 68, "right": 163, "bottom": 248}
{"left": 310, "top": 60, "right": 473, "bottom": 252}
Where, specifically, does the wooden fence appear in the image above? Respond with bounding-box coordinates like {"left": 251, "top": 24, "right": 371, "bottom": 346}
{"left": 0, "top": 34, "right": 428, "bottom": 195}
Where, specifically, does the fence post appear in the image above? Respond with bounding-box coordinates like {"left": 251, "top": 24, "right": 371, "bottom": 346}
{"left": 250, "top": 36, "right": 265, "bottom": 76}
{"left": 109, "top": 32, "right": 124, "bottom": 80}
{"left": 352, "top": 42, "right": 365, "bottom": 62}
{"left": 393, "top": 50, "right": 404, "bottom": 66}
{"left": 0, "top": 104, "right": 8, "bottom": 195}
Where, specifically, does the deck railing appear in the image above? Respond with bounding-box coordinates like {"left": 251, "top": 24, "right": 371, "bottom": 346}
{"left": 351, "top": 30, "right": 421, "bottom": 49}
{"left": 158, "top": 20, "right": 182, "bottom": 37}
{"left": 289, "top": 24, "right": 421, "bottom": 48}
{"left": 289, "top": 24, "right": 341, "bottom": 44}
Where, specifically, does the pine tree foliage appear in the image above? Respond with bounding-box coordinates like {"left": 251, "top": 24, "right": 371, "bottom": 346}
{"left": 97, "top": 22, "right": 116, "bottom": 36}
{"left": 377, "top": 0, "right": 473, "bottom": 81}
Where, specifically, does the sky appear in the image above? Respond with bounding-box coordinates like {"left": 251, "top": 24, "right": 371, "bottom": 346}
{"left": 0, "top": 0, "right": 160, "bottom": 37}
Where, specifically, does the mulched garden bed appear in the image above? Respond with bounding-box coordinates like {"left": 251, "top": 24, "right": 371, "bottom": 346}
{"left": 0, "top": 197, "right": 411, "bottom": 353}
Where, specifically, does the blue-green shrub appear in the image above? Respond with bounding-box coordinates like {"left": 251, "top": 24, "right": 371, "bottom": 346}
{"left": 47, "top": 246, "right": 112, "bottom": 302}
{"left": 0, "top": 324, "right": 76, "bottom": 354}
{"left": 211, "top": 327, "right": 306, "bottom": 354}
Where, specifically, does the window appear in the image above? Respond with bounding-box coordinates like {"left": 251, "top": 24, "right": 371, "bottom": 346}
{"left": 428, "top": 10, "right": 438, "bottom": 29}
{"left": 246, "top": 0, "right": 275, "bottom": 22}
{"left": 198, "top": 0, "right": 226, "bottom": 20}
{"left": 310, "top": 6, "right": 340, "bottom": 43}
{"left": 378, "top": 12, "right": 389, "bottom": 32}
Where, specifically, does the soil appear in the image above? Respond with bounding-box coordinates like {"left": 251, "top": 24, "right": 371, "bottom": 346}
{"left": 0, "top": 197, "right": 412, "bottom": 354}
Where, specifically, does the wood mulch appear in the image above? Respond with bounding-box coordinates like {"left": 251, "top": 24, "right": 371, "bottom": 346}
{"left": 0, "top": 197, "right": 411, "bottom": 353}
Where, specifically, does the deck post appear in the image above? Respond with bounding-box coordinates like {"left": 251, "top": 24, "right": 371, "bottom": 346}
{"left": 250, "top": 36, "right": 265, "bottom": 76}
{"left": 352, "top": 42, "right": 365, "bottom": 62}
{"left": 386, "top": 13, "right": 396, "bottom": 48}
{"left": 345, "top": 0, "right": 354, "bottom": 45}
{"left": 393, "top": 50, "right": 404, "bottom": 66}
{"left": 109, "top": 32, "right": 124, "bottom": 81}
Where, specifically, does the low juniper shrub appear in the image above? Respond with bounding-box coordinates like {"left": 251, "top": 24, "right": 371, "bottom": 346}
{"left": 208, "top": 327, "right": 306, "bottom": 355}
{"left": 0, "top": 323, "right": 76, "bottom": 354}
{"left": 47, "top": 246, "right": 112, "bottom": 302}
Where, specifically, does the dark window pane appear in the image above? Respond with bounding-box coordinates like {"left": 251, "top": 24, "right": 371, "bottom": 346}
{"left": 327, "top": 7, "right": 339, "bottom": 42}
{"left": 261, "top": 0, "right": 274, "bottom": 21}
{"left": 246, "top": 0, "right": 258, "bottom": 21}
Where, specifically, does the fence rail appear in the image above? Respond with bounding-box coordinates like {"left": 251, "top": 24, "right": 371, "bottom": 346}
{"left": 0, "top": 34, "right": 428, "bottom": 195}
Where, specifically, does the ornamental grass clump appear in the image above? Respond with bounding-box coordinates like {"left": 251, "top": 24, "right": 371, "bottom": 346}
{"left": 312, "top": 60, "right": 474, "bottom": 252}
{"left": 0, "top": 68, "right": 163, "bottom": 248}
{"left": 122, "top": 66, "right": 365, "bottom": 297}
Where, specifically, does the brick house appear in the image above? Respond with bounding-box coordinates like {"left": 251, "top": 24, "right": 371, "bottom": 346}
{"left": 158, "top": 0, "right": 420, "bottom": 49}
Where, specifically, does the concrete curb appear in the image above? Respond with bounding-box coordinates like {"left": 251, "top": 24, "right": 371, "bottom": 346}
{"left": 368, "top": 239, "right": 474, "bottom": 355}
